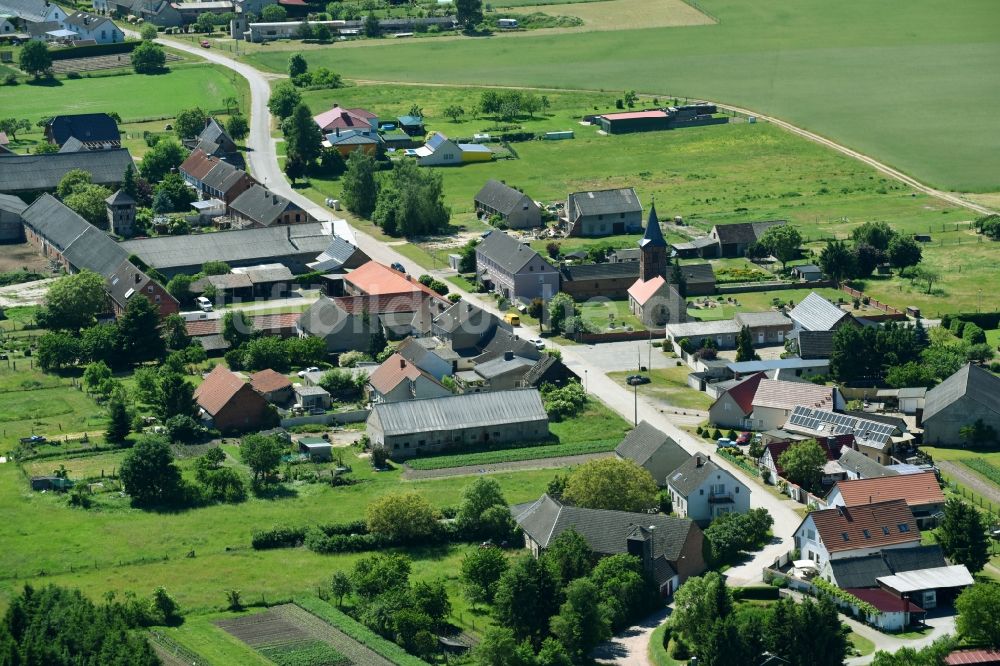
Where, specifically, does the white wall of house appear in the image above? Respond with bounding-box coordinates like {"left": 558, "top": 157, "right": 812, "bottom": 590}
{"left": 669, "top": 469, "right": 750, "bottom": 524}
{"left": 795, "top": 515, "right": 920, "bottom": 570}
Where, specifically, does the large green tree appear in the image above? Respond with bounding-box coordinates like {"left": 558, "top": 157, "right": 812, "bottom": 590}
{"left": 671, "top": 572, "right": 732, "bottom": 651}
{"left": 461, "top": 545, "right": 509, "bottom": 605}
{"left": 758, "top": 225, "right": 803, "bottom": 269}
{"left": 541, "top": 528, "right": 593, "bottom": 586}
{"left": 777, "top": 439, "right": 826, "bottom": 491}
{"left": 41, "top": 270, "right": 107, "bottom": 331}
{"left": 174, "top": 107, "right": 208, "bottom": 140}
{"left": 131, "top": 40, "right": 166, "bottom": 74}
{"left": 340, "top": 149, "right": 379, "bottom": 218}
{"left": 119, "top": 435, "right": 183, "bottom": 506}
{"left": 282, "top": 103, "right": 323, "bottom": 167}
{"left": 106, "top": 387, "right": 132, "bottom": 444}
{"left": 562, "top": 457, "right": 658, "bottom": 512}
{"left": 56, "top": 168, "right": 93, "bottom": 199}
{"left": 115, "top": 295, "right": 166, "bottom": 365}
{"left": 35, "top": 332, "right": 81, "bottom": 371}
{"left": 456, "top": 477, "right": 509, "bottom": 538}
{"left": 267, "top": 81, "right": 301, "bottom": 119}
{"left": 851, "top": 220, "right": 896, "bottom": 251}
{"left": 735, "top": 325, "right": 759, "bottom": 362}
{"left": 887, "top": 234, "right": 922, "bottom": 270}
{"left": 239, "top": 432, "right": 285, "bottom": 486}
{"left": 937, "top": 497, "right": 989, "bottom": 573}
{"left": 156, "top": 372, "right": 196, "bottom": 421}
{"left": 493, "top": 555, "right": 562, "bottom": 647}
{"left": 549, "top": 578, "right": 611, "bottom": 662}
{"left": 956, "top": 582, "right": 1000, "bottom": 648}
{"left": 819, "top": 239, "right": 856, "bottom": 284}
{"left": 365, "top": 490, "right": 441, "bottom": 544}
{"left": 139, "top": 138, "right": 185, "bottom": 182}
{"left": 18, "top": 40, "right": 52, "bottom": 78}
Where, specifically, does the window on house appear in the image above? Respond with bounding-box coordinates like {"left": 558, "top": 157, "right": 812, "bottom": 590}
{"left": 862, "top": 529, "right": 871, "bottom": 539}
{"left": 620, "top": 213, "right": 625, "bottom": 218}
{"left": 841, "top": 532, "right": 849, "bottom": 541}
{"left": 898, "top": 524, "right": 910, "bottom": 533}
{"left": 699, "top": 489, "right": 704, "bottom": 495}
{"left": 418, "top": 440, "right": 425, "bottom": 446}
{"left": 735, "top": 486, "right": 740, "bottom": 493}
{"left": 882, "top": 526, "right": 890, "bottom": 535}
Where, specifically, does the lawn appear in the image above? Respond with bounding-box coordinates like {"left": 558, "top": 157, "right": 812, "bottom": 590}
{"left": 0, "top": 440, "right": 558, "bottom": 614}
{"left": 608, "top": 365, "right": 714, "bottom": 411}
{"left": 0, "top": 63, "right": 247, "bottom": 124}
{"left": 0, "top": 366, "right": 108, "bottom": 446}
{"left": 245, "top": 0, "right": 1000, "bottom": 193}
{"left": 578, "top": 299, "right": 645, "bottom": 332}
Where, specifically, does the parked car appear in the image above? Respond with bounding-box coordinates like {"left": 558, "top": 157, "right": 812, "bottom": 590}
{"left": 196, "top": 296, "right": 213, "bottom": 312}
{"left": 19, "top": 435, "right": 46, "bottom": 444}
{"left": 200, "top": 40, "right": 210, "bottom": 48}
{"left": 736, "top": 431, "right": 752, "bottom": 445}
{"left": 297, "top": 366, "right": 320, "bottom": 378}
{"left": 626, "top": 375, "right": 650, "bottom": 386}
{"left": 530, "top": 338, "right": 545, "bottom": 350}
{"left": 390, "top": 262, "right": 405, "bottom": 273}
{"left": 717, "top": 438, "right": 737, "bottom": 448}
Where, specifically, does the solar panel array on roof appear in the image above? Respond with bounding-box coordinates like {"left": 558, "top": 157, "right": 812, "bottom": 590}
{"left": 787, "top": 406, "right": 896, "bottom": 447}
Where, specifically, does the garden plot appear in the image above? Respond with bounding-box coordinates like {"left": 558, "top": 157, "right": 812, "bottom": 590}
{"left": 216, "top": 604, "right": 395, "bottom": 666}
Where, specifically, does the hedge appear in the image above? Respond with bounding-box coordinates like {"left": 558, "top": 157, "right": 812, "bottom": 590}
{"left": 251, "top": 525, "right": 307, "bottom": 549}
{"left": 950, "top": 312, "right": 1000, "bottom": 330}
{"left": 50, "top": 41, "right": 139, "bottom": 61}
{"left": 304, "top": 530, "right": 387, "bottom": 554}
{"left": 294, "top": 596, "right": 431, "bottom": 666}
{"left": 732, "top": 585, "right": 780, "bottom": 601}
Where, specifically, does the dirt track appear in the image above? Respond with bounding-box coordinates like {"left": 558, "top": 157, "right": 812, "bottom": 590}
{"left": 938, "top": 460, "right": 1000, "bottom": 507}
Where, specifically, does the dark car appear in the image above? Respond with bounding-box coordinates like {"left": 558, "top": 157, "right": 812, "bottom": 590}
{"left": 626, "top": 375, "right": 650, "bottom": 386}
{"left": 390, "top": 262, "right": 405, "bottom": 273}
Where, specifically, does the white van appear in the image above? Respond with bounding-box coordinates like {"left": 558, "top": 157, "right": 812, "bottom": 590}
{"left": 196, "top": 296, "right": 213, "bottom": 312}
{"left": 497, "top": 18, "right": 518, "bottom": 29}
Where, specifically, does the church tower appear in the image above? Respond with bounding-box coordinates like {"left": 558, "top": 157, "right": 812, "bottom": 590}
{"left": 638, "top": 202, "right": 667, "bottom": 282}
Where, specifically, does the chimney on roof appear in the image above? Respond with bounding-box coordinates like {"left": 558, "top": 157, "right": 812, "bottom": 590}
{"left": 400, "top": 358, "right": 406, "bottom": 369}
{"left": 504, "top": 350, "right": 514, "bottom": 361}
{"left": 695, "top": 455, "right": 703, "bottom": 468}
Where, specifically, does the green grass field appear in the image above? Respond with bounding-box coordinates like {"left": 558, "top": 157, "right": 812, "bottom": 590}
{"left": 246, "top": 0, "right": 1000, "bottom": 193}
{"left": 0, "top": 366, "right": 108, "bottom": 445}
{"left": 0, "top": 63, "right": 246, "bottom": 124}
{"left": 608, "top": 365, "right": 714, "bottom": 411}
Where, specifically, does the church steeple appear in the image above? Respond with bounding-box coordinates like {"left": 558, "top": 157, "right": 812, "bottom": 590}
{"left": 639, "top": 200, "right": 667, "bottom": 281}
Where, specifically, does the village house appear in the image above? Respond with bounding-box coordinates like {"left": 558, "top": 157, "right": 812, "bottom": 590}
{"left": 823, "top": 544, "right": 946, "bottom": 589}
{"left": 666, "top": 453, "right": 750, "bottom": 525}
{"left": 194, "top": 365, "right": 272, "bottom": 433}
{"left": 664, "top": 311, "right": 792, "bottom": 356}
{"left": 184, "top": 118, "right": 244, "bottom": 167}
{"left": 793, "top": 499, "right": 921, "bottom": 570}
{"left": 708, "top": 220, "right": 786, "bottom": 258}
{"left": 0, "top": 0, "right": 66, "bottom": 30}
{"left": 758, "top": 436, "right": 847, "bottom": 487}
{"left": 725, "top": 358, "right": 831, "bottom": 382}
{"left": 512, "top": 493, "right": 705, "bottom": 596}
{"left": 615, "top": 421, "right": 690, "bottom": 486}
{"left": 560, "top": 262, "right": 643, "bottom": 300}
{"left": 566, "top": 187, "right": 642, "bottom": 237}
{"left": 473, "top": 180, "right": 542, "bottom": 229}
{"left": 308, "top": 236, "right": 370, "bottom": 274}
{"left": 185, "top": 312, "right": 300, "bottom": 354}
{"left": 312, "top": 106, "right": 377, "bottom": 134}
{"left": 249, "top": 369, "right": 294, "bottom": 404}
{"left": 475, "top": 230, "right": 560, "bottom": 302}
{"left": 296, "top": 296, "right": 374, "bottom": 354}
{"left": 783, "top": 405, "right": 907, "bottom": 466}
{"left": 676, "top": 262, "right": 717, "bottom": 297}
{"left": 708, "top": 371, "right": 767, "bottom": 430}
{"left": 0, "top": 193, "right": 26, "bottom": 242}
{"left": 747, "top": 378, "right": 842, "bottom": 431}
{"left": 395, "top": 337, "right": 454, "bottom": 380}
{"left": 366, "top": 389, "right": 548, "bottom": 458}
{"left": 837, "top": 448, "right": 899, "bottom": 480}
{"left": 406, "top": 132, "right": 493, "bottom": 166}
{"left": 229, "top": 185, "right": 314, "bottom": 229}
{"left": 921, "top": 363, "right": 1000, "bottom": 446}
{"left": 104, "top": 257, "right": 179, "bottom": 319}
{"left": 367, "top": 353, "right": 451, "bottom": 404}
{"left": 787, "top": 292, "right": 858, "bottom": 333}
{"left": 342, "top": 261, "right": 448, "bottom": 304}
{"left": 826, "top": 472, "right": 945, "bottom": 530}
{"left": 324, "top": 129, "right": 379, "bottom": 157}
{"left": 451, "top": 351, "right": 565, "bottom": 394}
{"left": 62, "top": 10, "right": 123, "bottom": 42}
{"left": 733, "top": 311, "right": 793, "bottom": 344}
{"left": 180, "top": 149, "right": 256, "bottom": 205}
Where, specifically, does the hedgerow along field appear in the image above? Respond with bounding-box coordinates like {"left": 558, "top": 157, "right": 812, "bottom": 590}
{"left": 246, "top": 0, "right": 1000, "bottom": 193}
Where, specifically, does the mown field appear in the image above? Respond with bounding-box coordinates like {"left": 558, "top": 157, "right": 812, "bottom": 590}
{"left": 246, "top": 0, "right": 1000, "bottom": 193}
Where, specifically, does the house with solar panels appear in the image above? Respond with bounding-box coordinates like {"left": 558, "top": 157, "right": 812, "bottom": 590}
{"left": 783, "top": 405, "right": 910, "bottom": 466}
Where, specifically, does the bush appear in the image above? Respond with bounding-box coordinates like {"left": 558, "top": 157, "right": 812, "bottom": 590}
{"left": 251, "top": 525, "right": 307, "bottom": 549}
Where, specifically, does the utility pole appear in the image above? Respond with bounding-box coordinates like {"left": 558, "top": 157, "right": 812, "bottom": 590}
{"left": 633, "top": 381, "right": 638, "bottom": 426}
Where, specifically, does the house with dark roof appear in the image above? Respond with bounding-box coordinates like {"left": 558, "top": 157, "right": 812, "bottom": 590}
{"left": 454, "top": 350, "right": 541, "bottom": 393}
{"left": 228, "top": 185, "right": 313, "bottom": 229}
{"left": 63, "top": 11, "right": 123, "bottom": 43}
{"left": 837, "top": 448, "right": 898, "bottom": 481}
{"left": 733, "top": 310, "right": 793, "bottom": 345}
{"left": 922, "top": 363, "right": 1000, "bottom": 446}
{"left": 324, "top": 129, "right": 379, "bottom": 157}
{"left": 790, "top": 329, "right": 836, "bottom": 360}
{"left": 475, "top": 230, "right": 559, "bottom": 302}
{"left": 824, "top": 544, "right": 946, "bottom": 589}
{"left": 512, "top": 493, "right": 706, "bottom": 595}
{"left": 308, "top": 236, "right": 369, "bottom": 273}
{"left": 104, "top": 257, "right": 179, "bottom": 319}
{"left": 759, "top": 436, "right": 848, "bottom": 487}
{"left": 45, "top": 113, "right": 120, "bottom": 149}
{"left": 827, "top": 472, "right": 945, "bottom": 529}
{"left": 666, "top": 453, "right": 750, "bottom": 525}
{"left": 676, "top": 262, "right": 717, "bottom": 297}
{"left": 296, "top": 296, "right": 373, "bottom": 354}
{"left": 474, "top": 180, "right": 541, "bottom": 229}
{"left": 367, "top": 389, "right": 549, "bottom": 458}
{"left": 368, "top": 353, "right": 451, "bottom": 404}
{"left": 788, "top": 292, "right": 858, "bottom": 333}
{"left": 708, "top": 220, "right": 786, "bottom": 258}
{"left": 194, "top": 365, "right": 272, "bottom": 433}
{"left": 395, "top": 337, "right": 454, "bottom": 380}
{"left": 615, "top": 421, "right": 690, "bottom": 486}
{"left": 670, "top": 235, "right": 721, "bottom": 259}
{"left": 0, "top": 193, "right": 27, "bottom": 242}
{"left": 708, "top": 371, "right": 767, "bottom": 429}
{"left": 0, "top": 0, "right": 65, "bottom": 26}
{"left": 792, "top": 264, "right": 825, "bottom": 282}
{"left": 0, "top": 149, "right": 133, "bottom": 195}
{"left": 184, "top": 118, "right": 244, "bottom": 168}
{"left": 566, "top": 187, "right": 642, "bottom": 237}
{"left": 560, "top": 261, "right": 641, "bottom": 300}
{"left": 794, "top": 499, "right": 921, "bottom": 570}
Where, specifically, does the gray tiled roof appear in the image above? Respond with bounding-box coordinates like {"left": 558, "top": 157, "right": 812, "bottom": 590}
{"left": 371, "top": 389, "right": 546, "bottom": 436}
{"left": 0, "top": 149, "right": 133, "bottom": 193}
{"left": 0, "top": 193, "right": 27, "bottom": 215}
{"left": 837, "top": 448, "right": 898, "bottom": 479}
{"left": 639, "top": 205, "right": 666, "bottom": 248}
{"left": 473, "top": 354, "right": 536, "bottom": 380}
{"left": 477, "top": 230, "right": 553, "bottom": 275}
{"left": 795, "top": 329, "right": 835, "bottom": 359}
{"left": 105, "top": 189, "right": 134, "bottom": 206}
{"left": 120, "top": 222, "right": 332, "bottom": 270}
{"left": 21, "top": 194, "right": 127, "bottom": 277}
{"left": 560, "top": 262, "right": 639, "bottom": 281}
{"left": 678, "top": 262, "right": 715, "bottom": 285}
{"left": 201, "top": 160, "right": 247, "bottom": 194}
{"left": 923, "top": 363, "right": 1000, "bottom": 422}
{"left": 230, "top": 185, "right": 305, "bottom": 227}
{"left": 0, "top": 0, "right": 48, "bottom": 22}
{"left": 665, "top": 319, "right": 742, "bottom": 337}
{"left": 47, "top": 113, "right": 120, "bottom": 147}
{"left": 475, "top": 179, "right": 531, "bottom": 216}
{"left": 788, "top": 292, "right": 850, "bottom": 331}
{"left": 568, "top": 187, "right": 641, "bottom": 218}
{"left": 296, "top": 296, "right": 355, "bottom": 337}
{"left": 64, "top": 226, "right": 128, "bottom": 278}
{"left": 615, "top": 420, "right": 690, "bottom": 482}
{"left": 666, "top": 454, "right": 726, "bottom": 497}
{"left": 433, "top": 300, "right": 497, "bottom": 334}
{"left": 712, "top": 220, "right": 785, "bottom": 245}
{"left": 734, "top": 310, "right": 791, "bottom": 328}
{"left": 474, "top": 327, "right": 540, "bottom": 363}
{"left": 828, "top": 545, "right": 946, "bottom": 589}
{"left": 512, "top": 493, "right": 696, "bottom": 565}
{"left": 309, "top": 236, "right": 362, "bottom": 272}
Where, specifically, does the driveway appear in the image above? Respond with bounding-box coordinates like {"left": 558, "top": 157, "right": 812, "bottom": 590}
{"left": 592, "top": 607, "right": 670, "bottom": 666}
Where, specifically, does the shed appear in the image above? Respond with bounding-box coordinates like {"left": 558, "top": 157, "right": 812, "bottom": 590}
{"left": 294, "top": 384, "right": 331, "bottom": 410}
{"left": 543, "top": 130, "right": 574, "bottom": 140}
{"left": 298, "top": 437, "right": 333, "bottom": 461}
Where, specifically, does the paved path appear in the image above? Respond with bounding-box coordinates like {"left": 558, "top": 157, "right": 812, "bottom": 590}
{"left": 402, "top": 451, "right": 611, "bottom": 480}
{"left": 593, "top": 607, "right": 670, "bottom": 666}
{"left": 938, "top": 460, "right": 1000, "bottom": 506}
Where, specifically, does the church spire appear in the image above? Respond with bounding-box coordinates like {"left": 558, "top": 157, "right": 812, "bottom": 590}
{"left": 639, "top": 200, "right": 666, "bottom": 248}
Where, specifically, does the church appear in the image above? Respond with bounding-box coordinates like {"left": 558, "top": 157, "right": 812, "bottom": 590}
{"left": 626, "top": 205, "right": 688, "bottom": 327}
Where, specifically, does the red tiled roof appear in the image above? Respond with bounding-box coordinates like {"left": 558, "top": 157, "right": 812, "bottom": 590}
{"left": 844, "top": 588, "right": 923, "bottom": 614}
{"left": 368, "top": 353, "right": 423, "bottom": 394}
{"left": 945, "top": 650, "right": 1000, "bottom": 665}
{"left": 627, "top": 276, "right": 666, "bottom": 306}
{"left": 808, "top": 499, "right": 920, "bottom": 553}
{"left": 250, "top": 368, "right": 291, "bottom": 394}
{"left": 834, "top": 472, "right": 945, "bottom": 509}
{"left": 179, "top": 148, "right": 215, "bottom": 180}
{"left": 344, "top": 261, "right": 443, "bottom": 301}
{"left": 752, "top": 378, "right": 834, "bottom": 412}
{"left": 724, "top": 371, "right": 767, "bottom": 415}
{"left": 194, "top": 365, "right": 247, "bottom": 416}
{"left": 602, "top": 110, "right": 669, "bottom": 121}
{"left": 186, "top": 312, "right": 300, "bottom": 337}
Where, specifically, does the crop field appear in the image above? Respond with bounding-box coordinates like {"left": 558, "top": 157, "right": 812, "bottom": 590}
{"left": 0, "top": 63, "right": 246, "bottom": 124}
{"left": 217, "top": 604, "right": 376, "bottom": 666}
{"left": 22, "top": 450, "right": 127, "bottom": 481}
{"left": 960, "top": 459, "right": 1000, "bottom": 491}
{"left": 247, "top": 0, "right": 1000, "bottom": 193}
{"left": 509, "top": 0, "right": 715, "bottom": 31}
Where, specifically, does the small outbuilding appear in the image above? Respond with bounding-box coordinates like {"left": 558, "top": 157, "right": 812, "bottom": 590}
{"left": 294, "top": 384, "right": 332, "bottom": 411}
{"left": 298, "top": 437, "right": 333, "bottom": 461}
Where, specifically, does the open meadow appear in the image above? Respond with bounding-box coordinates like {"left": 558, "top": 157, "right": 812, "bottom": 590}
{"left": 246, "top": 0, "right": 1000, "bottom": 193}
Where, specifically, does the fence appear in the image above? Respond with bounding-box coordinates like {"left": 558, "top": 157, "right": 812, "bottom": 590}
{"left": 149, "top": 631, "right": 209, "bottom": 666}
{"left": 941, "top": 477, "right": 1000, "bottom": 527}
{"left": 716, "top": 279, "right": 834, "bottom": 294}
{"left": 840, "top": 284, "right": 906, "bottom": 317}
{"left": 576, "top": 329, "right": 663, "bottom": 344}
{"left": 280, "top": 409, "right": 369, "bottom": 428}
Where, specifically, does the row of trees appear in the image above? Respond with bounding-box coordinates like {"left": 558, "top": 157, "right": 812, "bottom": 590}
{"left": 670, "top": 572, "right": 850, "bottom": 666}
{"left": 287, "top": 54, "right": 343, "bottom": 89}
{"left": 479, "top": 89, "right": 549, "bottom": 122}
{"left": 341, "top": 150, "right": 452, "bottom": 236}
{"left": 818, "top": 220, "right": 923, "bottom": 283}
